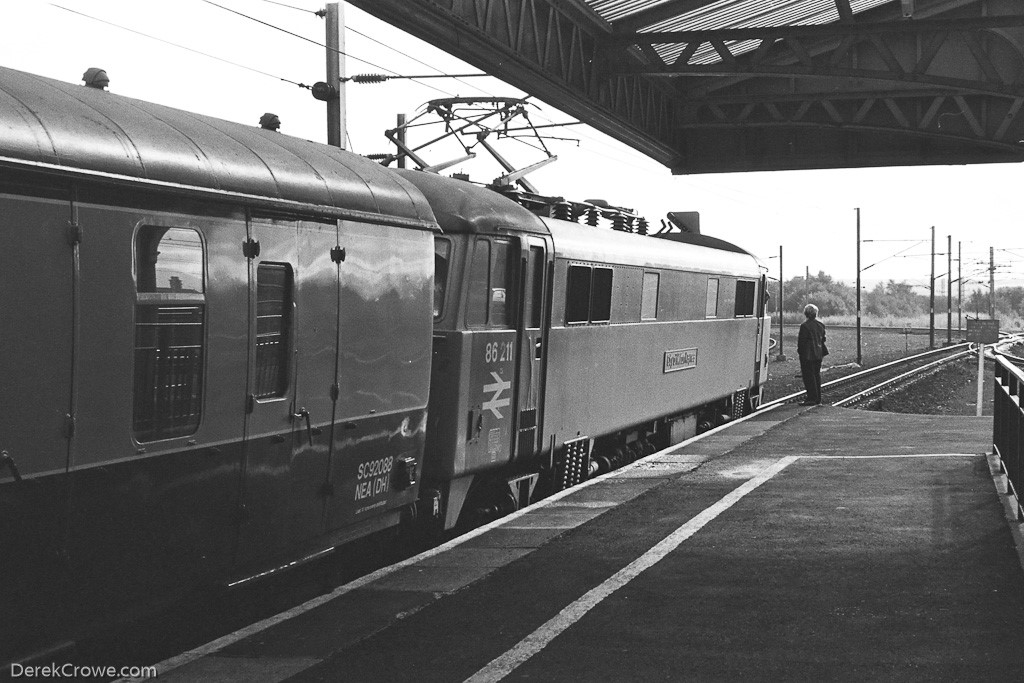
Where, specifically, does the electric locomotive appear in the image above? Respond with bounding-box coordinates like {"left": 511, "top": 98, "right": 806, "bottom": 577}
{"left": 397, "top": 170, "right": 770, "bottom": 531}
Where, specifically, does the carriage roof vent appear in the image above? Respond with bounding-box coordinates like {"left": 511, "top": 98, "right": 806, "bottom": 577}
{"left": 82, "top": 68, "right": 109, "bottom": 90}
{"left": 259, "top": 113, "right": 281, "bottom": 131}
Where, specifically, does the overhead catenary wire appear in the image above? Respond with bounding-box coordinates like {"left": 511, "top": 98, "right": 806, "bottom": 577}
{"left": 199, "top": 2, "right": 384, "bottom": 74}
{"left": 253, "top": 0, "right": 316, "bottom": 14}
{"left": 861, "top": 239, "right": 926, "bottom": 272}
{"left": 50, "top": 3, "right": 310, "bottom": 88}
{"left": 200, "top": 0, "right": 459, "bottom": 97}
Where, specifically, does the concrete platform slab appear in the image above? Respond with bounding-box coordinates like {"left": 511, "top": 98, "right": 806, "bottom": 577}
{"left": 140, "top": 407, "right": 1024, "bottom": 683}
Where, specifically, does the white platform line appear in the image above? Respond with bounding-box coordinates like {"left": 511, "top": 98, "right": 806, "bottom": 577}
{"left": 463, "top": 455, "right": 799, "bottom": 683}
{"left": 801, "top": 453, "right": 980, "bottom": 459}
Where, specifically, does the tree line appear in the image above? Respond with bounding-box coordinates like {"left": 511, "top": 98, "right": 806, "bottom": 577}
{"left": 769, "top": 271, "right": 1023, "bottom": 319}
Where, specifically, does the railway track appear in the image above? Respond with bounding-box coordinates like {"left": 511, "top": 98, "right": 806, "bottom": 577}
{"left": 762, "top": 334, "right": 1024, "bottom": 410}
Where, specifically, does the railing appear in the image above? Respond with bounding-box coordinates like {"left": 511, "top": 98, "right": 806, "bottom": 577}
{"left": 993, "top": 355, "right": 1024, "bottom": 519}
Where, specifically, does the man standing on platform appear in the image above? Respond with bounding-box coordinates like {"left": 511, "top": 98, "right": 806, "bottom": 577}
{"left": 798, "top": 303, "right": 828, "bottom": 406}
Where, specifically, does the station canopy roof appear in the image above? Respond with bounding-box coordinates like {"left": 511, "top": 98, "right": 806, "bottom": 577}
{"left": 348, "top": 0, "right": 1024, "bottom": 174}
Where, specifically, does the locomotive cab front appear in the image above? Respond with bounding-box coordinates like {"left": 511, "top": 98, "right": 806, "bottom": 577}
{"left": 398, "top": 170, "right": 553, "bottom": 531}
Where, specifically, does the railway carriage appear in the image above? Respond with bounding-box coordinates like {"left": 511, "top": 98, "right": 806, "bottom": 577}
{"left": 0, "top": 66, "right": 434, "bottom": 661}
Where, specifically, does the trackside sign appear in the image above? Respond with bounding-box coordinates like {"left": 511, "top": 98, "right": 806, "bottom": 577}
{"left": 967, "top": 319, "right": 999, "bottom": 344}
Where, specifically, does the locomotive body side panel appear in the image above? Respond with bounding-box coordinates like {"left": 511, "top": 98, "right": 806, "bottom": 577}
{"left": 542, "top": 217, "right": 762, "bottom": 448}
{"left": 464, "top": 328, "right": 518, "bottom": 472}
{"left": 424, "top": 330, "right": 470, "bottom": 481}
{"left": 544, "top": 317, "right": 759, "bottom": 440}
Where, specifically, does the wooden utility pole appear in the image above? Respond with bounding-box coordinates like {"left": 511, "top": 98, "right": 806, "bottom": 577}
{"left": 957, "top": 241, "right": 962, "bottom": 334}
{"left": 396, "top": 113, "right": 407, "bottom": 168}
{"left": 989, "top": 246, "right": 996, "bottom": 318}
{"left": 776, "top": 245, "right": 786, "bottom": 361}
{"left": 856, "top": 208, "right": 861, "bottom": 365}
{"left": 946, "top": 235, "right": 952, "bottom": 345}
{"left": 325, "top": 3, "right": 346, "bottom": 148}
{"left": 929, "top": 226, "right": 935, "bottom": 349}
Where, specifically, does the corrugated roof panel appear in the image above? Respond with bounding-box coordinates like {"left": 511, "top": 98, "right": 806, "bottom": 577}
{"left": 641, "top": 0, "right": 894, "bottom": 65}
{"left": 590, "top": 0, "right": 896, "bottom": 30}
{"left": 586, "top": 0, "right": 672, "bottom": 24}
{"left": 646, "top": 0, "right": 836, "bottom": 32}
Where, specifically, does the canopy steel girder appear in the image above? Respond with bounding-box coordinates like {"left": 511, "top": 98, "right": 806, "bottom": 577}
{"left": 346, "top": 0, "right": 680, "bottom": 166}
{"left": 347, "top": 0, "right": 1024, "bottom": 174}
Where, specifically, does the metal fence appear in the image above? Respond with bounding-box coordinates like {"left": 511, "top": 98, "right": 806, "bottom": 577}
{"left": 993, "top": 355, "right": 1024, "bottom": 519}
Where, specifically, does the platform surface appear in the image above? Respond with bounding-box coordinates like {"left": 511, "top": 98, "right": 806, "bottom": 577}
{"left": 144, "top": 405, "right": 1024, "bottom": 682}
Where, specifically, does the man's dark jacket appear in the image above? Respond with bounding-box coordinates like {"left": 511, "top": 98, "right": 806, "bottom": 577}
{"left": 798, "top": 318, "right": 828, "bottom": 361}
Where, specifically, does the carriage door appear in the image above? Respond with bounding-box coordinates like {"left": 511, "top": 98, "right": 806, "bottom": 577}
{"left": 236, "top": 217, "right": 338, "bottom": 569}
{"left": 0, "top": 192, "right": 76, "bottom": 653}
{"left": 512, "top": 237, "right": 550, "bottom": 460}
{"left": 289, "top": 219, "right": 342, "bottom": 541}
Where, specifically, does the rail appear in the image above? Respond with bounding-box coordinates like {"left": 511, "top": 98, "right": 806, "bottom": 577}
{"left": 831, "top": 347, "right": 973, "bottom": 407}
{"left": 993, "top": 354, "right": 1024, "bottom": 519}
{"left": 760, "top": 343, "right": 971, "bottom": 409}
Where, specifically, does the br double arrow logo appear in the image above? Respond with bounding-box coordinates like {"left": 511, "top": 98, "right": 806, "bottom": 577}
{"left": 483, "top": 372, "right": 511, "bottom": 419}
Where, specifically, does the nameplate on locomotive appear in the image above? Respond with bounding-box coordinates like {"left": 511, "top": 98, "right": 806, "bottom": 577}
{"left": 664, "top": 348, "right": 697, "bottom": 373}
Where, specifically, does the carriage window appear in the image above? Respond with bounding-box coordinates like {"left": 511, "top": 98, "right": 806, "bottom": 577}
{"left": 735, "top": 280, "right": 756, "bottom": 317}
{"left": 433, "top": 238, "right": 452, "bottom": 319}
{"left": 705, "top": 278, "right": 720, "bottom": 318}
{"left": 527, "top": 246, "right": 544, "bottom": 329}
{"left": 591, "top": 267, "right": 613, "bottom": 322}
{"left": 490, "top": 239, "right": 512, "bottom": 327}
{"left": 565, "top": 265, "right": 591, "bottom": 323}
{"left": 642, "top": 272, "right": 660, "bottom": 320}
{"left": 467, "top": 239, "right": 491, "bottom": 327}
{"left": 467, "top": 238, "right": 515, "bottom": 328}
{"left": 566, "top": 265, "right": 613, "bottom": 324}
{"left": 254, "top": 263, "right": 293, "bottom": 398}
{"left": 133, "top": 227, "right": 205, "bottom": 442}
{"left": 136, "top": 227, "right": 204, "bottom": 293}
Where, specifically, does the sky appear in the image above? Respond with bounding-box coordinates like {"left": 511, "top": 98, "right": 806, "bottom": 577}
{"left": 3, "top": 0, "right": 1023, "bottom": 295}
